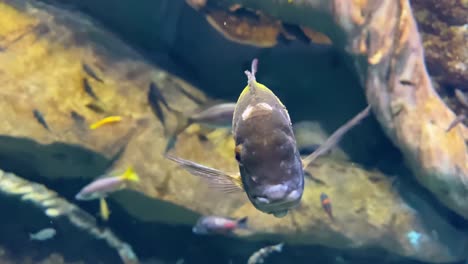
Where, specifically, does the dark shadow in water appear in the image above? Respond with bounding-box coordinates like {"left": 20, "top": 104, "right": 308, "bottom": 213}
{"left": 0, "top": 191, "right": 122, "bottom": 263}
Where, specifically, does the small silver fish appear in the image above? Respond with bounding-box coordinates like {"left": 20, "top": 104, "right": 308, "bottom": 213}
{"left": 247, "top": 242, "right": 284, "bottom": 264}
{"left": 192, "top": 216, "right": 248, "bottom": 235}
{"left": 165, "top": 102, "right": 236, "bottom": 153}
{"left": 30, "top": 228, "right": 56, "bottom": 241}
{"left": 75, "top": 166, "right": 139, "bottom": 201}
{"left": 186, "top": 102, "right": 236, "bottom": 128}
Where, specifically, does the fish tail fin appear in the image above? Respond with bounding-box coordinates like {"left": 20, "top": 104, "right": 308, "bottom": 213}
{"left": 236, "top": 216, "right": 248, "bottom": 229}
{"left": 120, "top": 166, "right": 140, "bottom": 183}
{"left": 172, "top": 109, "right": 193, "bottom": 136}
{"left": 164, "top": 110, "right": 193, "bottom": 153}
{"left": 275, "top": 243, "right": 285, "bottom": 252}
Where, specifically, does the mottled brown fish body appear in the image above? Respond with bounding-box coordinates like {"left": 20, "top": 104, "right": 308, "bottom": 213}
{"left": 232, "top": 70, "right": 303, "bottom": 218}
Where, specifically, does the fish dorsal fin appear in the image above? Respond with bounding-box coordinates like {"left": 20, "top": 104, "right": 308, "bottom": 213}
{"left": 244, "top": 58, "right": 259, "bottom": 95}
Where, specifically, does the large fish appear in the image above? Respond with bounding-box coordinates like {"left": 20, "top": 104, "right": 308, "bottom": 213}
{"left": 166, "top": 58, "right": 371, "bottom": 218}
{"left": 231, "top": 58, "right": 304, "bottom": 218}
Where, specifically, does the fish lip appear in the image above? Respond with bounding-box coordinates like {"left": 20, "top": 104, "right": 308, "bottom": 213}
{"left": 251, "top": 196, "right": 301, "bottom": 216}
{"left": 250, "top": 188, "right": 302, "bottom": 214}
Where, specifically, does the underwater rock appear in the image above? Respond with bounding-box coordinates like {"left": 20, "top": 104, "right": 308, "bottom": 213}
{"left": 411, "top": 0, "right": 467, "bottom": 92}
{"left": 0, "top": 0, "right": 466, "bottom": 263}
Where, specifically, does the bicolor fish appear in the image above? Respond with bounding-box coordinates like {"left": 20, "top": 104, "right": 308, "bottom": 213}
{"left": 30, "top": 228, "right": 56, "bottom": 241}
{"left": 166, "top": 58, "right": 371, "bottom": 218}
{"left": 247, "top": 242, "right": 284, "bottom": 264}
{"left": 75, "top": 166, "right": 139, "bottom": 201}
{"left": 320, "top": 192, "right": 334, "bottom": 221}
{"left": 192, "top": 215, "right": 248, "bottom": 235}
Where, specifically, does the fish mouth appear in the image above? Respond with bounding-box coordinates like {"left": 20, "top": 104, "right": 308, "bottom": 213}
{"left": 250, "top": 187, "right": 302, "bottom": 218}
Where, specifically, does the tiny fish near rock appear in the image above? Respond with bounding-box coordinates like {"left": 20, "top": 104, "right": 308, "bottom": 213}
{"left": 75, "top": 166, "right": 139, "bottom": 201}
{"left": 320, "top": 192, "right": 334, "bottom": 221}
{"left": 30, "top": 228, "right": 56, "bottom": 241}
{"left": 192, "top": 215, "right": 248, "bottom": 235}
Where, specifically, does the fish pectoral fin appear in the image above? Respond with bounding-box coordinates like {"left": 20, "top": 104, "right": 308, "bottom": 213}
{"left": 206, "top": 172, "right": 244, "bottom": 193}
{"left": 165, "top": 154, "right": 244, "bottom": 192}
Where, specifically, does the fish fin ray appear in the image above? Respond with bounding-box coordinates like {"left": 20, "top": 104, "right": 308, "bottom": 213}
{"left": 302, "top": 105, "right": 371, "bottom": 169}
{"left": 166, "top": 155, "right": 243, "bottom": 191}
{"left": 120, "top": 166, "right": 140, "bottom": 182}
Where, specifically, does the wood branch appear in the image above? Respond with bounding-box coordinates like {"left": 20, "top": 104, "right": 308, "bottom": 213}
{"left": 203, "top": 0, "right": 468, "bottom": 219}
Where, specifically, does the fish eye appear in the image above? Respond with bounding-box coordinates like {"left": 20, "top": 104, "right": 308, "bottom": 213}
{"left": 235, "top": 144, "right": 242, "bottom": 163}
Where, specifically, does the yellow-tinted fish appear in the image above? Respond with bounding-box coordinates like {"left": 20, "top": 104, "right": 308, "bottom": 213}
{"left": 75, "top": 166, "right": 139, "bottom": 201}
{"left": 89, "top": 116, "right": 123, "bottom": 130}
{"left": 99, "top": 197, "right": 111, "bottom": 221}
{"left": 167, "top": 59, "right": 371, "bottom": 218}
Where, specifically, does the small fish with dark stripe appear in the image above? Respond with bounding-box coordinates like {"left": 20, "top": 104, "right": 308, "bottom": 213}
{"left": 147, "top": 82, "right": 168, "bottom": 127}
{"left": 320, "top": 192, "right": 334, "bottom": 221}
{"left": 33, "top": 109, "right": 50, "bottom": 131}
{"left": 83, "top": 78, "right": 99, "bottom": 100}
{"left": 149, "top": 82, "right": 174, "bottom": 111}
{"left": 82, "top": 63, "right": 104, "bottom": 83}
